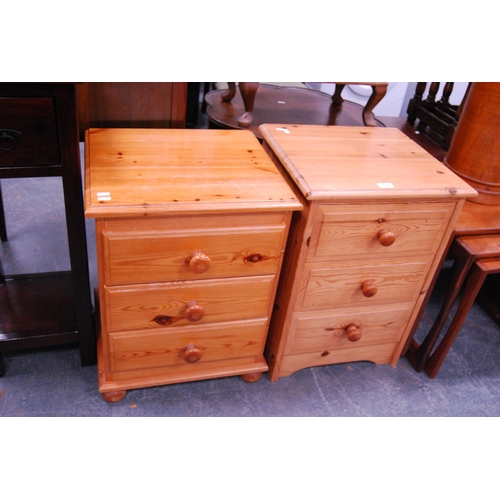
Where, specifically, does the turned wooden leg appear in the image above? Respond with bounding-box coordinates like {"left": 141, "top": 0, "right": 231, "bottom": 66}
{"left": 406, "top": 82, "right": 427, "bottom": 124}
{"left": 221, "top": 82, "right": 237, "bottom": 102}
{"left": 362, "top": 84, "right": 388, "bottom": 127}
{"left": 101, "top": 390, "right": 127, "bottom": 403}
{"left": 439, "top": 82, "right": 454, "bottom": 107}
{"left": 237, "top": 82, "right": 259, "bottom": 127}
{"left": 241, "top": 372, "right": 263, "bottom": 383}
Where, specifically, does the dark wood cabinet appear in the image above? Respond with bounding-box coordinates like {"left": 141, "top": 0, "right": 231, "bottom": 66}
{"left": 76, "top": 83, "right": 187, "bottom": 140}
{"left": 0, "top": 83, "right": 96, "bottom": 376}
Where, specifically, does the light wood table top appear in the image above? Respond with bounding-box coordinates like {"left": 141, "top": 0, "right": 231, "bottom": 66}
{"left": 84, "top": 128, "right": 302, "bottom": 218}
{"left": 259, "top": 124, "right": 477, "bottom": 202}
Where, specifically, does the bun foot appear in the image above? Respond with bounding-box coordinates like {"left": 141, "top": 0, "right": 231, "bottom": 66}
{"left": 241, "top": 372, "right": 263, "bottom": 383}
{"left": 101, "top": 390, "right": 127, "bottom": 403}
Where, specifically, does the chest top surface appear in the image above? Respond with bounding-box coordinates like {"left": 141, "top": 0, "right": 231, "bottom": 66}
{"left": 259, "top": 124, "right": 477, "bottom": 202}
{"left": 85, "top": 128, "right": 302, "bottom": 217}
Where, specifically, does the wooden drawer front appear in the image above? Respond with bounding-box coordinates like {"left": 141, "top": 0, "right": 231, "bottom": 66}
{"left": 104, "top": 275, "right": 275, "bottom": 332}
{"left": 0, "top": 98, "right": 59, "bottom": 167}
{"left": 280, "top": 343, "right": 398, "bottom": 377}
{"left": 287, "top": 304, "right": 412, "bottom": 356}
{"left": 109, "top": 319, "right": 267, "bottom": 373}
{"left": 307, "top": 203, "right": 454, "bottom": 262}
{"left": 299, "top": 259, "right": 431, "bottom": 311}
{"left": 102, "top": 225, "right": 286, "bottom": 285}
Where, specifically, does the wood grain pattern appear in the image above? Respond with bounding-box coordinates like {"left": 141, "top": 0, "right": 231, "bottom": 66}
{"left": 299, "top": 259, "right": 431, "bottom": 310}
{"left": 104, "top": 275, "right": 274, "bottom": 333}
{"left": 102, "top": 223, "right": 286, "bottom": 285}
{"left": 109, "top": 319, "right": 267, "bottom": 373}
{"left": 261, "top": 124, "right": 477, "bottom": 381}
{"left": 308, "top": 202, "right": 454, "bottom": 262}
{"left": 287, "top": 304, "right": 411, "bottom": 355}
{"left": 444, "top": 82, "right": 500, "bottom": 205}
{"left": 87, "top": 128, "right": 300, "bottom": 398}
{"left": 259, "top": 125, "right": 476, "bottom": 201}
{"left": 85, "top": 128, "right": 302, "bottom": 217}
{"left": 279, "top": 343, "right": 399, "bottom": 376}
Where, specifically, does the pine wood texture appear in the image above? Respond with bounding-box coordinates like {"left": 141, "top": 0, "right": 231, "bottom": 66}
{"left": 308, "top": 203, "right": 455, "bottom": 261}
{"left": 101, "top": 217, "right": 286, "bottom": 285}
{"left": 260, "top": 125, "right": 475, "bottom": 201}
{"left": 260, "top": 124, "right": 477, "bottom": 381}
{"left": 85, "top": 128, "right": 301, "bottom": 399}
{"left": 85, "top": 128, "right": 301, "bottom": 217}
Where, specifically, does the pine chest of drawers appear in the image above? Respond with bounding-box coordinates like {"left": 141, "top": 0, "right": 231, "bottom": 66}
{"left": 85, "top": 128, "right": 301, "bottom": 401}
{"left": 259, "top": 124, "right": 477, "bottom": 381}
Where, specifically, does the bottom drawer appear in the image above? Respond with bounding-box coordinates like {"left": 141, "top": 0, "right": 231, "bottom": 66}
{"left": 287, "top": 304, "right": 412, "bottom": 355}
{"left": 277, "top": 304, "right": 413, "bottom": 377}
{"left": 108, "top": 319, "right": 267, "bottom": 373}
{"left": 279, "top": 343, "right": 399, "bottom": 378}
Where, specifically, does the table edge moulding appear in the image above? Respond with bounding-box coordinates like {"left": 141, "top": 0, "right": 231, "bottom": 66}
{"left": 85, "top": 127, "right": 302, "bottom": 402}
{"left": 257, "top": 124, "right": 477, "bottom": 382}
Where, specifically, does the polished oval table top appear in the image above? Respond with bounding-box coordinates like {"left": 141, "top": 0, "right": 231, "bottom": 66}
{"left": 204, "top": 84, "right": 386, "bottom": 139}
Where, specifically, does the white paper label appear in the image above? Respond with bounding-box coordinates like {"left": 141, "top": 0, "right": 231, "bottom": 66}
{"left": 377, "top": 183, "right": 395, "bottom": 189}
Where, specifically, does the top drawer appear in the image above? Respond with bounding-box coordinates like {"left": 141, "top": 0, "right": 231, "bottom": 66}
{"left": 0, "top": 98, "right": 59, "bottom": 167}
{"left": 307, "top": 202, "right": 455, "bottom": 263}
{"left": 102, "top": 223, "right": 287, "bottom": 285}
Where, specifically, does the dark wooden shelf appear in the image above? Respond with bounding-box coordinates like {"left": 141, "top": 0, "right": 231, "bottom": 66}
{"left": 0, "top": 83, "right": 96, "bottom": 376}
{"left": 0, "top": 272, "right": 78, "bottom": 348}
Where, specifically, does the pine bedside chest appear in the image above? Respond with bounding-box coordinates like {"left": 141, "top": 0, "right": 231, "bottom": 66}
{"left": 85, "top": 128, "right": 301, "bottom": 402}
{"left": 259, "top": 124, "right": 477, "bottom": 382}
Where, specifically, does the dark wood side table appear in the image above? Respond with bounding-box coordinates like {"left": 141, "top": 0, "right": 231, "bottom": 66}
{"left": 404, "top": 201, "right": 500, "bottom": 374}
{"left": 205, "top": 84, "right": 386, "bottom": 140}
{"left": 0, "top": 83, "right": 96, "bottom": 376}
{"left": 416, "top": 235, "right": 500, "bottom": 378}
{"left": 218, "top": 82, "right": 388, "bottom": 128}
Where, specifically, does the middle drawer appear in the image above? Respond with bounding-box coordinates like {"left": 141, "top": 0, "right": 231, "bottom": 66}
{"left": 103, "top": 275, "right": 275, "bottom": 333}
{"left": 297, "top": 258, "right": 432, "bottom": 311}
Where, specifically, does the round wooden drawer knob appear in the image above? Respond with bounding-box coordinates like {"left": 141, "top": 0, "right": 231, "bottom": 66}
{"left": 346, "top": 324, "right": 362, "bottom": 342}
{"left": 361, "top": 280, "right": 378, "bottom": 297}
{"left": 377, "top": 229, "right": 396, "bottom": 247}
{"left": 185, "top": 301, "right": 205, "bottom": 322}
{"left": 189, "top": 251, "right": 211, "bottom": 273}
{"left": 183, "top": 344, "right": 202, "bottom": 363}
